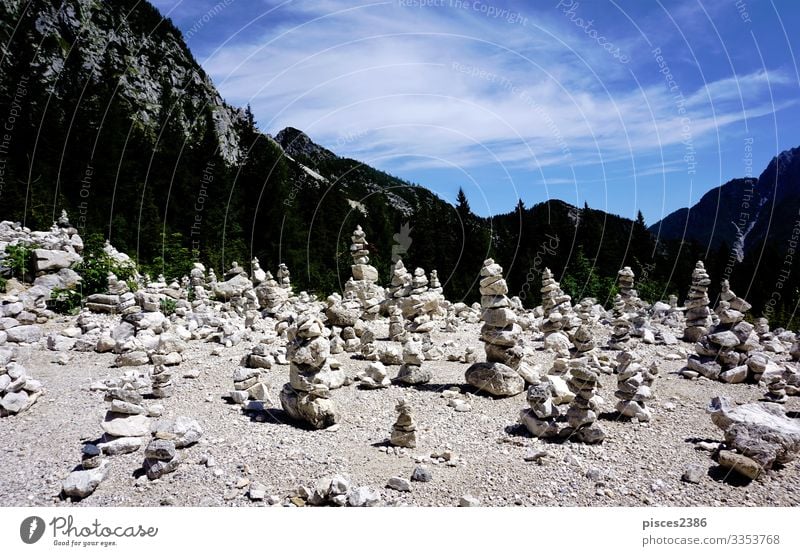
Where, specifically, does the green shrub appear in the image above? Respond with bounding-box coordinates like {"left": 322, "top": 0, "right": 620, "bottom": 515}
{"left": 5, "top": 243, "right": 38, "bottom": 280}
{"left": 72, "top": 233, "right": 139, "bottom": 296}
{"left": 0, "top": 276, "right": 6, "bottom": 293}
{"left": 48, "top": 288, "right": 83, "bottom": 315}
{"left": 159, "top": 297, "right": 177, "bottom": 316}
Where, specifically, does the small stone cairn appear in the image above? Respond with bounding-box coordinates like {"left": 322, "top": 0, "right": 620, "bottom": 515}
{"left": 614, "top": 351, "right": 658, "bottom": 422}
{"left": 390, "top": 398, "right": 417, "bottom": 448}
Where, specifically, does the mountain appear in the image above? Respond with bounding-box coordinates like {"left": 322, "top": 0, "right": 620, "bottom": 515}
{"left": 650, "top": 147, "right": 800, "bottom": 262}
{"left": 0, "top": 0, "right": 722, "bottom": 315}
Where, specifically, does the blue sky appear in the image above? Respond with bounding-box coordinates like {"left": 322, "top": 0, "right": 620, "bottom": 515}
{"left": 151, "top": 0, "right": 800, "bottom": 224}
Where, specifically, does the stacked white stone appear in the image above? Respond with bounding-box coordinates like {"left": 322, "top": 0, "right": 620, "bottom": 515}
{"left": 0, "top": 348, "right": 43, "bottom": 416}
{"left": 390, "top": 399, "right": 417, "bottom": 448}
{"left": 607, "top": 294, "right": 632, "bottom": 349}
{"left": 614, "top": 351, "right": 658, "bottom": 422}
{"left": 539, "top": 268, "right": 577, "bottom": 353}
{"left": 277, "top": 263, "right": 291, "bottom": 290}
{"left": 280, "top": 314, "right": 341, "bottom": 429}
{"left": 428, "top": 270, "right": 443, "bottom": 294}
{"left": 396, "top": 337, "right": 431, "bottom": 384}
{"left": 572, "top": 324, "right": 614, "bottom": 375}
{"left": 388, "top": 259, "right": 412, "bottom": 299}
{"left": 230, "top": 367, "right": 271, "bottom": 405}
{"left": 683, "top": 279, "right": 759, "bottom": 383}
{"left": 519, "top": 381, "right": 560, "bottom": 438}
{"left": 464, "top": 259, "right": 525, "bottom": 397}
{"left": 256, "top": 270, "right": 289, "bottom": 314}
{"left": 251, "top": 257, "right": 267, "bottom": 285}
{"left": 99, "top": 385, "right": 150, "bottom": 455}
{"left": 564, "top": 359, "right": 605, "bottom": 444}
{"left": 683, "top": 261, "right": 712, "bottom": 342}
{"left": 388, "top": 305, "right": 407, "bottom": 342}
{"left": 345, "top": 226, "right": 384, "bottom": 318}
{"left": 150, "top": 364, "right": 173, "bottom": 398}
{"left": 143, "top": 439, "right": 179, "bottom": 480}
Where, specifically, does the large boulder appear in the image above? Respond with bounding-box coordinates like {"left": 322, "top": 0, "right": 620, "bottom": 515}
{"left": 465, "top": 362, "right": 525, "bottom": 397}
{"left": 33, "top": 248, "right": 80, "bottom": 272}
{"left": 708, "top": 396, "right": 800, "bottom": 469}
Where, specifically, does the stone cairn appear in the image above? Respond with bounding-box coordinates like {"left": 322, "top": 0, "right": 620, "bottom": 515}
{"left": 388, "top": 305, "right": 407, "bottom": 342}
{"left": 540, "top": 268, "right": 577, "bottom": 354}
{"left": 428, "top": 270, "right": 443, "bottom": 294}
{"left": 390, "top": 398, "right": 417, "bottom": 448}
{"left": 230, "top": 367, "right": 271, "bottom": 405}
{"left": 614, "top": 351, "right": 658, "bottom": 422}
{"left": 357, "top": 361, "right": 390, "bottom": 389}
{"left": 150, "top": 364, "right": 173, "bottom": 398}
{"left": 683, "top": 261, "right": 712, "bottom": 342}
{"left": 345, "top": 226, "right": 384, "bottom": 318}
{"left": 280, "top": 314, "right": 340, "bottom": 429}
{"left": 572, "top": 324, "right": 614, "bottom": 374}
{"left": 0, "top": 348, "right": 43, "bottom": 416}
{"left": 144, "top": 416, "right": 203, "bottom": 480}
{"left": 464, "top": 259, "right": 525, "bottom": 397}
{"left": 519, "top": 381, "right": 560, "bottom": 439}
{"left": 277, "top": 263, "right": 291, "bottom": 290}
{"left": 251, "top": 257, "right": 267, "bottom": 285}
{"left": 388, "top": 259, "right": 412, "bottom": 302}
{"left": 256, "top": 270, "right": 289, "bottom": 315}
{"left": 143, "top": 439, "right": 179, "bottom": 480}
{"left": 396, "top": 336, "right": 431, "bottom": 385}
{"left": 682, "top": 279, "right": 759, "bottom": 383}
{"left": 100, "top": 383, "right": 151, "bottom": 455}
{"left": 564, "top": 358, "right": 605, "bottom": 443}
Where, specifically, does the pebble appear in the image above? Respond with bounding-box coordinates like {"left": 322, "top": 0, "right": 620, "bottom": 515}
{"left": 459, "top": 495, "right": 481, "bottom": 507}
{"left": 387, "top": 477, "right": 412, "bottom": 492}
{"left": 411, "top": 466, "right": 432, "bottom": 482}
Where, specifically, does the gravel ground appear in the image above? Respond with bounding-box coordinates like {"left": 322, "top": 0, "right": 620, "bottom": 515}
{"left": 1, "top": 317, "right": 799, "bottom": 507}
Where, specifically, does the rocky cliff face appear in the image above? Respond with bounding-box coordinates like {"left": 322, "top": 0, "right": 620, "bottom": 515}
{"left": 651, "top": 147, "right": 800, "bottom": 261}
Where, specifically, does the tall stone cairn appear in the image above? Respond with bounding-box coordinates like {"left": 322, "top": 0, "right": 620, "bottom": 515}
{"left": 346, "top": 225, "right": 384, "bottom": 317}
{"left": 280, "top": 314, "right": 339, "bottom": 429}
{"left": 683, "top": 261, "right": 712, "bottom": 342}
{"left": 464, "top": 259, "right": 525, "bottom": 397}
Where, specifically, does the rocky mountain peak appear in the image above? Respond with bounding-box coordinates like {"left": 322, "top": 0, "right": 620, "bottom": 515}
{"left": 274, "top": 127, "right": 336, "bottom": 164}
